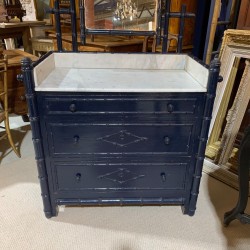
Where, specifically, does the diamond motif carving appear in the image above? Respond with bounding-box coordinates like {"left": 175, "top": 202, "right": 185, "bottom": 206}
{"left": 98, "top": 168, "right": 145, "bottom": 184}
{"left": 97, "top": 130, "right": 148, "bottom": 147}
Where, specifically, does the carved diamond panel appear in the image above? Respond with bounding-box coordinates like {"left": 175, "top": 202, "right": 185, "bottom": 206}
{"left": 98, "top": 168, "right": 145, "bottom": 184}
{"left": 97, "top": 130, "right": 148, "bottom": 147}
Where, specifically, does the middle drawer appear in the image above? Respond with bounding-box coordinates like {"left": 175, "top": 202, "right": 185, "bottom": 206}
{"left": 45, "top": 123, "right": 196, "bottom": 156}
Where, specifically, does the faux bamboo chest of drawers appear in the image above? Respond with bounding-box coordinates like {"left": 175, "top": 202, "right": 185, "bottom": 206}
{"left": 21, "top": 52, "right": 220, "bottom": 218}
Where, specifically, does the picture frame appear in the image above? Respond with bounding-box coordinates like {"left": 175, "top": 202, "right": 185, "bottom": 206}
{"left": 208, "top": 29, "right": 250, "bottom": 144}
{"left": 204, "top": 29, "right": 250, "bottom": 193}
{"left": 215, "top": 58, "right": 250, "bottom": 165}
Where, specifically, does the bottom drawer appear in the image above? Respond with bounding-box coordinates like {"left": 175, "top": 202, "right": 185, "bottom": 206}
{"left": 52, "top": 162, "right": 189, "bottom": 192}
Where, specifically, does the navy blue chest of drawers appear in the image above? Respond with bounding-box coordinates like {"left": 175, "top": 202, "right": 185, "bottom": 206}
{"left": 20, "top": 53, "right": 221, "bottom": 218}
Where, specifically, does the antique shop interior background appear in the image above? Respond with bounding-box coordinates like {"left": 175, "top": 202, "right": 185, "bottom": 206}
{"left": 1, "top": 0, "right": 250, "bottom": 213}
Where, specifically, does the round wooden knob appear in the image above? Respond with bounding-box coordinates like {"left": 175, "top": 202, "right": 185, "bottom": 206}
{"left": 69, "top": 103, "right": 76, "bottom": 112}
{"left": 167, "top": 103, "right": 174, "bottom": 113}
{"left": 73, "top": 135, "right": 80, "bottom": 144}
{"left": 76, "top": 173, "right": 81, "bottom": 182}
{"left": 161, "top": 172, "right": 166, "bottom": 182}
{"left": 164, "top": 136, "right": 170, "bottom": 145}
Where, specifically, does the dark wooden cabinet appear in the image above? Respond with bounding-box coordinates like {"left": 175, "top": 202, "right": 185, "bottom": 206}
{"left": 21, "top": 52, "right": 220, "bottom": 218}
{"left": 37, "top": 91, "right": 206, "bottom": 217}
{"left": 38, "top": 92, "right": 204, "bottom": 206}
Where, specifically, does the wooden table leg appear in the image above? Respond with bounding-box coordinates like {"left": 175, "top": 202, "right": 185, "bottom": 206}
{"left": 22, "top": 27, "right": 33, "bottom": 53}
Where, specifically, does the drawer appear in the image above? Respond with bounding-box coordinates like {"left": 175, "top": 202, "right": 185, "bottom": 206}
{"left": 46, "top": 123, "right": 196, "bottom": 156}
{"left": 53, "top": 162, "right": 188, "bottom": 192}
{"left": 39, "top": 93, "right": 203, "bottom": 115}
{"left": 0, "top": 87, "right": 27, "bottom": 115}
{"left": 0, "top": 66, "right": 23, "bottom": 90}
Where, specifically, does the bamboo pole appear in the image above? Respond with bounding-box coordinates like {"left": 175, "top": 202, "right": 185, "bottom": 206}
{"left": 205, "top": 0, "right": 221, "bottom": 64}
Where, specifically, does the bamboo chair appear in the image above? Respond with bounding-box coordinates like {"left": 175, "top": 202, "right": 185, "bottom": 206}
{"left": 0, "top": 55, "right": 21, "bottom": 158}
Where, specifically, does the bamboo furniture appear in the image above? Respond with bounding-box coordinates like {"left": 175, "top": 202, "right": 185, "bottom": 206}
{"left": 0, "top": 54, "right": 20, "bottom": 158}
{"left": 47, "top": 0, "right": 195, "bottom": 53}
{"left": 167, "top": 0, "right": 197, "bottom": 50}
{"left": 20, "top": 52, "right": 220, "bottom": 219}
{"left": 19, "top": 0, "right": 221, "bottom": 218}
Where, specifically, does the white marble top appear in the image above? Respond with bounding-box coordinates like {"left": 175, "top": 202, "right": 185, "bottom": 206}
{"left": 34, "top": 53, "right": 209, "bottom": 92}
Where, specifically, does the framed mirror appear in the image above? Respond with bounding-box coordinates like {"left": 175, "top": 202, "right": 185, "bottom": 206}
{"left": 84, "top": 0, "right": 159, "bottom": 32}
{"left": 50, "top": 0, "right": 192, "bottom": 53}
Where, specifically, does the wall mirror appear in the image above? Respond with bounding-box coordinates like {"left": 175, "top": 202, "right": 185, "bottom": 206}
{"left": 85, "top": 0, "right": 158, "bottom": 31}
{"left": 49, "top": 0, "right": 193, "bottom": 53}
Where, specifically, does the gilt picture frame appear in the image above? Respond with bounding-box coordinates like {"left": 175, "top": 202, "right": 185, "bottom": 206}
{"left": 208, "top": 29, "right": 250, "bottom": 143}
{"left": 205, "top": 29, "right": 250, "bottom": 193}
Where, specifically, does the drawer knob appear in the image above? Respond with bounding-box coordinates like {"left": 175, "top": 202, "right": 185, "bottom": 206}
{"left": 73, "top": 135, "right": 80, "bottom": 144}
{"left": 161, "top": 172, "right": 166, "bottom": 182}
{"left": 164, "top": 136, "right": 170, "bottom": 145}
{"left": 218, "top": 75, "right": 223, "bottom": 82}
{"left": 69, "top": 103, "right": 76, "bottom": 112}
{"left": 167, "top": 103, "right": 174, "bottom": 113}
{"left": 76, "top": 173, "right": 81, "bottom": 182}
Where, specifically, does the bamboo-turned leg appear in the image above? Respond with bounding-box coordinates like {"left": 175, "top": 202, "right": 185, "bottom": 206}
{"left": 183, "top": 57, "right": 221, "bottom": 215}
{"left": 20, "top": 57, "right": 56, "bottom": 218}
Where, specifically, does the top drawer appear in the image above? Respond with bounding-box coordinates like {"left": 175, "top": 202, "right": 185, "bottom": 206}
{"left": 38, "top": 93, "right": 205, "bottom": 116}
